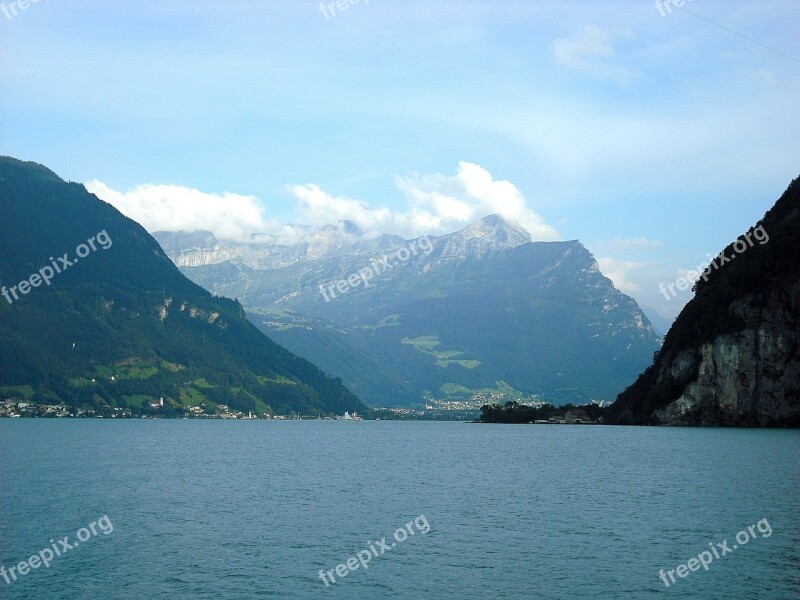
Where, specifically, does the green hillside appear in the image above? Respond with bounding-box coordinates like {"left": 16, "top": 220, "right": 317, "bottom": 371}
{"left": 0, "top": 157, "right": 366, "bottom": 417}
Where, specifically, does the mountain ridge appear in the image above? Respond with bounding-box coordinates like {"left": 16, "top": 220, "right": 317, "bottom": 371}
{"left": 0, "top": 156, "right": 366, "bottom": 417}
{"left": 156, "top": 215, "right": 660, "bottom": 407}
{"left": 152, "top": 213, "right": 534, "bottom": 272}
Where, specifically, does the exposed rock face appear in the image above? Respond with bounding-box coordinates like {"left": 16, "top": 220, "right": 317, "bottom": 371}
{"left": 653, "top": 284, "right": 799, "bottom": 426}
{"left": 152, "top": 222, "right": 408, "bottom": 271}
{"left": 436, "top": 214, "right": 532, "bottom": 260}
{"left": 608, "top": 177, "right": 800, "bottom": 427}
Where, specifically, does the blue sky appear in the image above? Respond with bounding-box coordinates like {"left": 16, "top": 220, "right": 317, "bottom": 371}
{"left": 1, "top": 0, "right": 798, "bottom": 321}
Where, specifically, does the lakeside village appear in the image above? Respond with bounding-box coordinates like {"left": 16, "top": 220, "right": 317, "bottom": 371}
{"left": 1, "top": 389, "right": 606, "bottom": 422}
{"left": 0, "top": 388, "right": 532, "bottom": 420}
{"left": 0, "top": 398, "right": 366, "bottom": 420}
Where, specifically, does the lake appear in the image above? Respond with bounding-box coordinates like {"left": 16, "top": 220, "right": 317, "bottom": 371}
{"left": 0, "top": 420, "right": 798, "bottom": 599}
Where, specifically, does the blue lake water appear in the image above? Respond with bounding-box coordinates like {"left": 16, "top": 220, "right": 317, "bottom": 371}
{"left": 0, "top": 420, "right": 798, "bottom": 599}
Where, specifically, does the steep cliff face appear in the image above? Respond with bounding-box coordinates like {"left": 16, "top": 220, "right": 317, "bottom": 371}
{"left": 653, "top": 283, "right": 799, "bottom": 425}
{"left": 608, "top": 177, "right": 800, "bottom": 426}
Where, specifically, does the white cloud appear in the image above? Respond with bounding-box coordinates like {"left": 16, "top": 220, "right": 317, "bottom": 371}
{"left": 552, "top": 25, "right": 615, "bottom": 68}
{"left": 289, "top": 161, "right": 559, "bottom": 240}
{"left": 589, "top": 238, "right": 669, "bottom": 304}
{"left": 89, "top": 162, "right": 559, "bottom": 243}
{"left": 86, "top": 180, "right": 278, "bottom": 243}
{"left": 400, "top": 162, "right": 559, "bottom": 240}
{"left": 551, "top": 25, "right": 638, "bottom": 86}
{"left": 285, "top": 184, "right": 398, "bottom": 238}
{"left": 596, "top": 256, "right": 697, "bottom": 320}
{"left": 596, "top": 257, "right": 647, "bottom": 294}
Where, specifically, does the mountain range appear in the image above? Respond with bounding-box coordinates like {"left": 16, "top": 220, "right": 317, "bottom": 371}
{"left": 4, "top": 155, "right": 793, "bottom": 426}
{"left": 0, "top": 157, "right": 366, "bottom": 417}
{"left": 155, "top": 215, "right": 662, "bottom": 406}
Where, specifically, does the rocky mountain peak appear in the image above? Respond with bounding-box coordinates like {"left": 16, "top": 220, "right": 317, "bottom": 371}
{"left": 307, "top": 220, "right": 366, "bottom": 260}
{"left": 461, "top": 214, "right": 531, "bottom": 243}
{"left": 436, "top": 214, "right": 532, "bottom": 260}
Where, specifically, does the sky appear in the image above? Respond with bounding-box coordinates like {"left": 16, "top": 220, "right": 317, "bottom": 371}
{"left": 1, "top": 0, "right": 798, "bottom": 323}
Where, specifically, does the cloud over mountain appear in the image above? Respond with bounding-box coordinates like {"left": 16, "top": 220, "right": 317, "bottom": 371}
{"left": 88, "top": 162, "right": 560, "bottom": 243}
{"left": 85, "top": 181, "right": 279, "bottom": 243}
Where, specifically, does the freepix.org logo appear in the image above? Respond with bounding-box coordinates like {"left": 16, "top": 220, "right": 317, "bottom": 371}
{"left": 658, "top": 225, "right": 768, "bottom": 301}
{"left": 318, "top": 515, "right": 431, "bottom": 588}
{"left": 2, "top": 230, "right": 113, "bottom": 305}
{"left": 655, "top": 0, "right": 694, "bottom": 17}
{"left": 319, "top": 0, "right": 369, "bottom": 20}
{"left": 1, "top": 0, "right": 49, "bottom": 22}
{"left": 1, "top": 515, "right": 113, "bottom": 586}
{"left": 319, "top": 236, "right": 432, "bottom": 302}
{"left": 658, "top": 518, "right": 772, "bottom": 588}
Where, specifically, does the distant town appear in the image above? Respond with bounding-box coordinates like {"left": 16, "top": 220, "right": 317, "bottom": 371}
{"left": 0, "top": 398, "right": 368, "bottom": 420}
{"left": 425, "top": 392, "right": 546, "bottom": 411}
{"left": 1, "top": 390, "right": 609, "bottom": 422}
